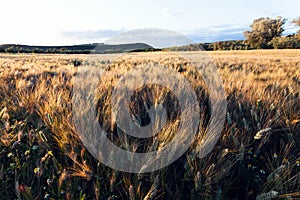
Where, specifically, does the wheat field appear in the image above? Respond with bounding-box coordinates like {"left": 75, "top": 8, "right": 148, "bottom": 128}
{"left": 0, "top": 50, "right": 299, "bottom": 199}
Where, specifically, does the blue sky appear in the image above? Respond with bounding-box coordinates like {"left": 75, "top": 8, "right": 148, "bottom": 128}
{"left": 1, "top": 0, "right": 299, "bottom": 46}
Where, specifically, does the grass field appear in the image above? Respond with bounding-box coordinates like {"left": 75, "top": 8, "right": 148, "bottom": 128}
{"left": 0, "top": 50, "right": 299, "bottom": 199}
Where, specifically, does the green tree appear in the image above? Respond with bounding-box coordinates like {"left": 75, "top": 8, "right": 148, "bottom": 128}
{"left": 244, "top": 16, "right": 286, "bottom": 48}
{"left": 270, "top": 36, "right": 300, "bottom": 49}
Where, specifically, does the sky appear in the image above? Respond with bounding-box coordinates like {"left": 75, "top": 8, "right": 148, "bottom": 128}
{"left": 0, "top": 0, "right": 299, "bottom": 47}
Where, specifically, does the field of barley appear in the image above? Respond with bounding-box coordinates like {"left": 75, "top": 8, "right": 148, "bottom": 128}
{"left": 0, "top": 50, "right": 299, "bottom": 200}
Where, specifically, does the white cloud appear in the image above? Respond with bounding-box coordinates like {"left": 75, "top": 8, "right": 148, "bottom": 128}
{"left": 106, "top": 29, "right": 194, "bottom": 48}
{"left": 62, "top": 29, "right": 125, "bottom": 40}
{"left": 180, "top": 24, "right": 248, "bottom": 42}
{"left": 162, "top": 8, "right": 182, "bottom": 17}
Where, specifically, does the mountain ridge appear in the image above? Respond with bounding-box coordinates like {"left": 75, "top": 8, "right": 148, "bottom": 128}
{"left": 0, "top": 43, "right": 158, "bottom": 54}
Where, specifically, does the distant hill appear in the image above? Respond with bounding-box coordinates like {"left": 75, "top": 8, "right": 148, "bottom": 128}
{"left": 0, "top": 43, "right": 160, "bottom": 54}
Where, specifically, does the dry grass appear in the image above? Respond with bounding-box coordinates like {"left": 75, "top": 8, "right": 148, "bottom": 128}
{"left": 0, "top": 50, "right": 299, "bottom": 199}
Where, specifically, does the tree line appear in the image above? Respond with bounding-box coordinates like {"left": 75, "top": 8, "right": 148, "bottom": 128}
{"left": 166, "top": 16, "right": 300, "bottom": 51}
{"left": 244, "top": 16, "right": 300, "bottom": 49}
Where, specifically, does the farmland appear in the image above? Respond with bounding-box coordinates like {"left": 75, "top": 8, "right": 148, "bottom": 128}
{"left": 0, "top": 50, "right": 299, "bottom": 199}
